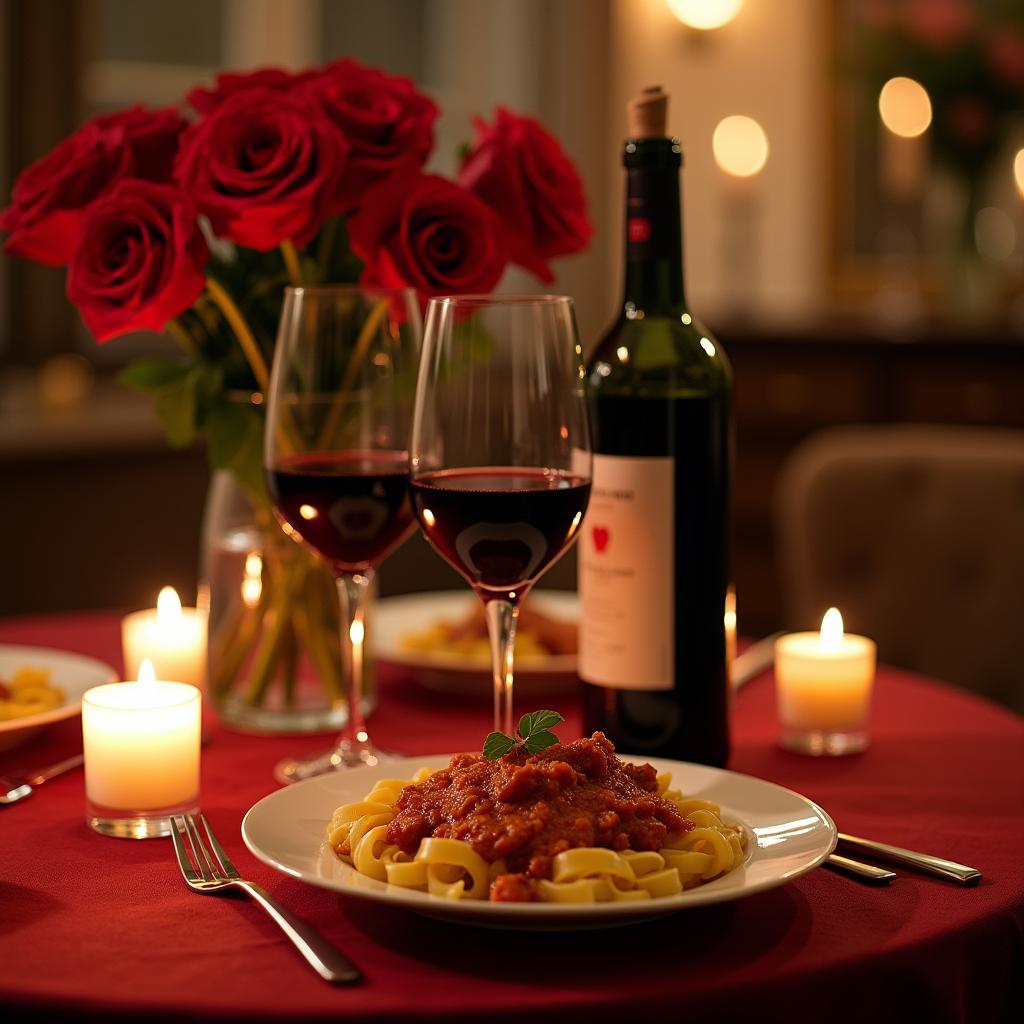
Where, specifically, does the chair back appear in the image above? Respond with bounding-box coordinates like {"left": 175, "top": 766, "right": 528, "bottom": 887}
{"left": 775, "top": 425, "right": 1024, "bottom": 713}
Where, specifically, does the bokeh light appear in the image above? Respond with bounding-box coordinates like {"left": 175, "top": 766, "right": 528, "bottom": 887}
{"left": 667, "top": 0, "right": 743, "bottom": 31}
{"left": 712, "top": 115, "right": 769, "bottom": 178}
{"left": 1014, "top": 148, "right": 1024, "bottom": 200}
{"left": 878, "top": 77, "right": 932, "bottom": 138}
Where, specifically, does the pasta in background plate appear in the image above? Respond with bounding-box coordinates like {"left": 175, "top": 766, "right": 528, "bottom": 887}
{"left": 0, "top": 666, "right": 64, "bottom": 721}
{"left": 326, "top": 731, "right": 745, "bottom": 904}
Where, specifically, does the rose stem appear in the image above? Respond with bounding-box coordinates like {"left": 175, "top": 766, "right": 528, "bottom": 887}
{"left": 279, "top": 615, "right": 298, "bottom": 708}
{"left": 296, "top": 566, "right": 343, "bottom": 701}
{"left": 280, "top": 239, "right": 304, "bottom": 287}
{"left": 315, "top": 298, "right": 390, "bottom": 448}
{"left": 244, "top": 561, "right": 307, "bottom": 706}
{"left": 315, "top": 217, "right": 339, "bottom": 282}
{"left": 210, "top": 591, "right": 266, "bottom": 696}
{"left": 166, "top": 318, "right": 198, "bottom": 354}
{"left": 205, "top": 277, "right": 270, "bottom": 392}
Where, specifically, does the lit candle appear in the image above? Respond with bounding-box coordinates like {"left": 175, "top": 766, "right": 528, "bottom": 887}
{"left": 82, "top": 659, "right": 201, "bottom": 838}
{"left": 724, "top": 585, "right": 737, "bottom": 685}
{"left": 774, "top": 608, "right": 876, "bottom": 756}
{"left": 122, "top": 586, "right": 207, "bottom": 689}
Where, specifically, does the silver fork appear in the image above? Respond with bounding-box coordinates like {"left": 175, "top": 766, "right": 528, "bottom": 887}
{"left": 170, "top": 813, "right": 360, "bottom": 984}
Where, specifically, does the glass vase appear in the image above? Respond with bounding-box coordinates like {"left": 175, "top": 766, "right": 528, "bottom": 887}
{"left": 200, "top": 469, "right": 376, "bottom": 733}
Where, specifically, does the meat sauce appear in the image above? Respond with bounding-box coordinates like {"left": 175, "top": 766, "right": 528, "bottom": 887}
{"left": 386, "top": 732, "right": 692, "bottom": 902}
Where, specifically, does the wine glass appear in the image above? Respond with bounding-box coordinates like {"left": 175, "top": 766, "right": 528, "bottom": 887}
{"left": 409, "top": 295, "right": 592, "bottom": 735}
{"left": 264, "top": 286, "right": 421, "bottom": 783}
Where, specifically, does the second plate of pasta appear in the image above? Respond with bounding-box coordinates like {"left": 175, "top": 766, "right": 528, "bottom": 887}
{"left": 242, "top": 753, "right": 837, "bottom": 929}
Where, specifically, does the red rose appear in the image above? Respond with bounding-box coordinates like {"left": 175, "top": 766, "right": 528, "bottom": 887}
{"left": 348, "top": 172, "right": 507, "bottom": 297}
{"left": 92, "top": 106, "right": 188, "bottom": 181}
{"left": 175, "top": 88, "right": 348, "bottom": 250}
{"left": 300, "top": 58, "right": 438, "bottom": 207}
{"left": 67, "top": 180, "right": 208, "bottom": 342}
{"left": 1, "top": 121, "right": 131, "bottom": 265}
{"left": 2, "top": 105, "right": 186, "bottom": 266}
{"left": 186, "top": 67, "right": 317, "bottom": 115}
{"left": 458, "top": 107, "right": 593, "bottom": 284}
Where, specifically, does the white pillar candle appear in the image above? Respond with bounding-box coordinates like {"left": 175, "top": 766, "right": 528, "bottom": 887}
{"left": 775, "top": 608, "right": 876, "bottom": 732}
{"left": 82, "top": 660, "right": 201, "bottom": 812}
{"left": 122, "top": 587, "right": 207, "bottom": 689}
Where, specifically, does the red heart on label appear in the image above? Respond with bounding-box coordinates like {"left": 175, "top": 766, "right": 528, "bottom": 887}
{"left": 592, "top": 526, "right": 610, "bottom": 552}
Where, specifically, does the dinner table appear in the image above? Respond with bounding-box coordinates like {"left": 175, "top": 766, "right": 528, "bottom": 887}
{"left": 1, "top": 608, "right": 1022, "bottom": 1023}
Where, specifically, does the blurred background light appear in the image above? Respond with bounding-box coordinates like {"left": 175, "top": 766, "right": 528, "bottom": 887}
{"left": 712, "top": 115, "right": 769, "bottom": 178}
{"left": 667, "top": 0, "right": 743, "bottom": 31}
{"left": 878, "top": 77, "right": 932, "bottom": 138}
{"left": 1014, "top": 148, "right": 1024, "bottom": 200}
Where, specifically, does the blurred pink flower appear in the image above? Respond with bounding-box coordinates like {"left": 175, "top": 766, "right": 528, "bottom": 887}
{"left": 986, "top": 30, "right": 1024, "bottom": 89}
{"left": 904, "top": 0, "right": 974, "bottom": 50}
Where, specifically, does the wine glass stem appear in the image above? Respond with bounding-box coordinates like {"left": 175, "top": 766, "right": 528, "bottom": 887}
{"left": 337, "top": 572, "right": 372, "bottom": 750}
{"left": 484, "top": 599, "right": 519, "bottom": 734}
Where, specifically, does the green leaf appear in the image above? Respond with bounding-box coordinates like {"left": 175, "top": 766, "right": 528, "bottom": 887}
{"left": 152, "top": 368, "right": 201, "bottom": 448}
{"left": 203, "top": 399, "right": 267, "bottom": 505}
{"left": 482, "top": 732, "right": 517, "bottom": 761}
{"left": 523, "top": 730, "right": 560, "bottom": 755}
{"left": 518, "top": 710, "right": 563, "bottom": 738}
{"left": 118, "top": 359, "right": 190, "bottom": 392}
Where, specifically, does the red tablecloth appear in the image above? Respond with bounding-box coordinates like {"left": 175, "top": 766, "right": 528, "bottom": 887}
{"left": 0, "top": 611, "right": 1022, "bottom": 1023}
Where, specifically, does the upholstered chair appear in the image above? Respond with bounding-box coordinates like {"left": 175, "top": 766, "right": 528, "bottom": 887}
{"left": 775, "top": 425, "right": 1024, "bottom": 714}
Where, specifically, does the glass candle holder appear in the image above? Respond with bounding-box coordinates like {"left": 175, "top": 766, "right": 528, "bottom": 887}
{"left": 774, "top": 620, "right": 876, "bottom": 756}
{"left": 82, "top": 675, "right": 201, "bottom": 838}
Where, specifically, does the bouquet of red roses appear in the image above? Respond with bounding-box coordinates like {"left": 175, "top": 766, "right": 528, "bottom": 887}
{"left": 2, "top": 60, "right": 593, "bottom": 716}
{"left": 2, "top": 59, "right": 593, "bottom": 500}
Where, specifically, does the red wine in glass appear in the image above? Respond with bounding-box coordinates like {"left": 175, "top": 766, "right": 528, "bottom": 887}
{"left": 409, "top": 467, "right": 591, "bottom": 599}
{"left": 268, "top": 450, "right": 414, "bottom": 572}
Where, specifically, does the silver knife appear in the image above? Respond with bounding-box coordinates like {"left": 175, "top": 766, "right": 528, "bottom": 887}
{"left": 837, "top": 833, "right": 982, "bottom": 885}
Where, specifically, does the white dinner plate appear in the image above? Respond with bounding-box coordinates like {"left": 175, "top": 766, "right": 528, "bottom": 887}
{"left": 374, "top": 590, "right": 579, "bottom": 698}
{"left": 242, "top": 754, "right": 837, "bottom": 930}
{"left": 0, "top": 644, "right": 118, "bottom": 752}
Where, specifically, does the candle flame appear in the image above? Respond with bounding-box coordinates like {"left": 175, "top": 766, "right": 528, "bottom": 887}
{"left": 138, "top": 658, "right": 157, "bottom": 687}
{"left": 157, "top": 586, "right": 182, "bottom": 626}
{"left": 350, "top": 619, "right": 365, "bottom": 645}
{"left": 820, "top": 607, "right": 844, "bottom": 651}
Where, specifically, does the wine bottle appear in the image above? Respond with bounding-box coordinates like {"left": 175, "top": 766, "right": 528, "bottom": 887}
{"left": 579, "top": 86, "right": 732, "bottom": 767}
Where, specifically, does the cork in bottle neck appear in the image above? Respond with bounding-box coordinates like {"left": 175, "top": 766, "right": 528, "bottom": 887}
{"left": 627, "top": 86, "right": 668, "bottom": 139}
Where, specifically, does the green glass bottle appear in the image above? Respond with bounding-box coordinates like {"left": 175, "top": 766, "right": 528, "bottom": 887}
{"left": 579, "top": 86, "right": 732, "bottom": 767}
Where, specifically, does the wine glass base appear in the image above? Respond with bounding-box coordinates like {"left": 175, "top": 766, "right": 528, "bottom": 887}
{"left": 273, "top": 740, "right": 384, "bottom": 785}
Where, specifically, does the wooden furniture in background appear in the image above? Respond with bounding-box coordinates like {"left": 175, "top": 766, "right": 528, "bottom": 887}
{"left": 775, "top": 424, "right": 1024, "bottom": 712}
{"left": 726, "top": 326, "right": 1024, "bottom": 638}
{"left": 0, "top": 380, "right": 210, "bottom": 616}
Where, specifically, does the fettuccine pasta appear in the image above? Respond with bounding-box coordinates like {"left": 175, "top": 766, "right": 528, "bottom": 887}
{"left": 326, "top": 735, "right": 744, "bottom": 903}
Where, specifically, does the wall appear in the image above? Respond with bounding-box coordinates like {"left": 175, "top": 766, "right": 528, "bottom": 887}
{"left": 609, "top": 0, "right": 827, "bottom": 329}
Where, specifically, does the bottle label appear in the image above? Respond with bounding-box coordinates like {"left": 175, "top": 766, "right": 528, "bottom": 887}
{"left": 579, "top": 454, "right": 674, "bottom": 690}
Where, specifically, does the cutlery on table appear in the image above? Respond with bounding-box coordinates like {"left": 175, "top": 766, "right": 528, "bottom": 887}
{"left": 837, "top": 832, "right": 982, "bottom": 885}
{"left": 171, "top": 813, "right": 360, "bottom": 984}
{"left": 1, "top": 730, "right": 216, "bottom": 807}
{"left": 732, "top": 633, "right": 783, "bottom": 690}
{"left": 0, "top": 753, "right": 84, "bottom": 805}
{"left": 825, "top": 853, "right": 897, "bottom": 884}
